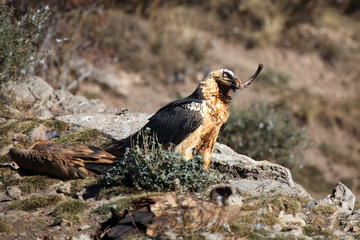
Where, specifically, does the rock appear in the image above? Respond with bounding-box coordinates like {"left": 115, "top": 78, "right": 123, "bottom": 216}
{"left": 212, "top": 143, "right": 294, "bottom": 187}
{"left": 78, "top": 225, "right": 91, "bottom": 231}
{"left": 329, "top": 182, "right": 355, "bottom": 211}
{"left": 278, "top": 211, "right": 306, "bottom": 227}
{"left": 340, "top": 209, "right": 360, "bottom": 232}
{"left": 70, "top": 234, "right": 92, "bottom": 240}
{"left": 272, "top": 223, "right": 282, "bottom": 232}
{"left": 212, "top": 143, "right": 311, "bottom": 197}
{"left": 318, "top": 182, "right": 355, "bottom": 213}
{"left": 6, "top": 186, "right": 22, "bottom": 200}
{"left": 4, "top": 76, "right": 54, "bottom": 104}
{"left": 56, "top": 112, "right": 151, "bottom": 140}
{"left": 60, "top": 219, "right": 73, "bottom": 227}
{"left": 0, "top": 191, "right": 12, "bottom": 202}
{"left": 49, "top": 90, "right": 107, "bottom": 116}
{"left": 227, "top": 194, "right": 243, "bottom": 206}
{"left": 57, "top": 182, "right": 72, "bottom": 195}
{"left": 229, "top": 179, "right": 310, "bottom": 197}
{"left": 4, "top": 76, "right": 118, "bottom": 118}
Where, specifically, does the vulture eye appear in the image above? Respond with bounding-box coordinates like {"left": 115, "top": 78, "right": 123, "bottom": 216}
{"left": 222, "top": 72, "right": 228, "bottom": 78}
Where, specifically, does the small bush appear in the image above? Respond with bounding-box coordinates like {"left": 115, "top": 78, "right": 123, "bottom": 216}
{"left": 0, "top": 4, "right": 49, "bottom": 84}
{"left": 220, "top": 103, "right": 305, "bottom": 169}
{"left": 102, "top": 134, "right": 223, "bottom": 192}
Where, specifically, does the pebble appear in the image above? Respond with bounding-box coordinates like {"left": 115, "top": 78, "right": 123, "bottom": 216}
{"left": 6, "top": 186, "right": 22, "bottom": 200}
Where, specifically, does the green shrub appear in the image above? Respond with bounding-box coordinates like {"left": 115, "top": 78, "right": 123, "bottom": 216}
{"left": 0, "top": 4, "right": 49, "bottom": 84}
{"left": 220, "top": 103, "right": 305, "bottom": 169}
{"left": 102, "top": 133, "right": 223, "bottom": 192}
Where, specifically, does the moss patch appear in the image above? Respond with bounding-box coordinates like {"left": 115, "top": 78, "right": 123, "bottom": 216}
{"left": 0, "top": 154, "right": 11, "bottom": 164}
{"left": 355, "top": 201, "right": 360, "bottom": 210}
{"left": 231, "top": 194, "right": 310, "bottom": 238}
{"left": 1, "top": 175, "right": 60, "bottom": 194}
{"left": 92, "top": 192, "right": 163, "bottom": 217}
{"left": 241, "top": 195, "right": 307, "bottom": 216}
{"left": 0, "top": 218, "right": 11, "bottom": 233}
{"left": 52, "top": 200, "right": 89, "bottom": 225}
{"left": 0, "top": 119, "right": 68, "bottom": 149}
{"left": 9, "top": 195, "right": 63, "bottom": 211}
{"left": 98, "top": 186, "right": 139, "bottom": 200}
{"left": 302, "top": 225, "right": 333, "bottom": 238}
{"left": 53, "top": 129, "right": 108, "bottom": 146}
{"left": 230, "top": 211, "right": 256, "bottom": 238}
{"left": 69, "top": 177, "right": 99, "bottom": 196}
{"left": 312, "top": 204, "right": 337, "bottom": 215}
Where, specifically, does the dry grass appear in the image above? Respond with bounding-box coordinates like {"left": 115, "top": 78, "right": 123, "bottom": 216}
{"left": 0, "top": 218, "right": 11, "bottom": 233}
{"left": 312, "top": 205, "right": 337, "bottom": 215}
{"left": 68, "top": 177, "right": 99, "bottom": 197}
{"left": 0, "top": 118, "right": 68, "bottom": 150}
{"left": 8, "top": 195, "right": 63, "bottom": 211}
{"left": 1, "top": 175, "right": 60, "bottom": 195}
{"left": 51, "top": 200, "right": 89, "bottom": 225}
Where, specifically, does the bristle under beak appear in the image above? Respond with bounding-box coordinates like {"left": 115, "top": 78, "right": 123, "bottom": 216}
{"left": 233, "top": 78, "right": 242, "bottom": 90}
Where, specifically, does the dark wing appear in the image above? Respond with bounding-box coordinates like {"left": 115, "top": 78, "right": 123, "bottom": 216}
{"left": 144, "top": 100, "right": 203, "bottom": 145}
{"left": 10, "top": 143, "right": 115, "bottom": 180}
{"left": 105, "top": 97, "right": 204, "bottom": 156}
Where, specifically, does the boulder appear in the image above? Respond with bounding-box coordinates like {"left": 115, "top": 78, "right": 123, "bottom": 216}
{"left": 56, "top": 112, "right": 151, "bottom": 140}
{"left": 212, "top": 143, "right": 294, "bottom": 187}
{"left": 48, "top": 90, "right": 107, "bottom": 116}
{"left": 4, "top": 76, "right": 53, "bottom": 105}
{"left": 3, "top": 76, "right": 119, "bottom": 119}
{"left": 317, "top": 181, "right": 355, "bottom": 213}
{"left": 6, "top": 186, "right": 22, "bottom": 200}
{"left": 212, "top": 143, "right": 311, "bottom": 197}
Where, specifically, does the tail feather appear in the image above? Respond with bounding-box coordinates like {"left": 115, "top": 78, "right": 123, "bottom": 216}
{"left": 105, "top": 134, "right": 136, "bottom": 157}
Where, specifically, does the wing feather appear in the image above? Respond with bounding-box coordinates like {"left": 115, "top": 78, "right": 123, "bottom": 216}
{"left": 105, "top": 97, "right": 204, "bottom": 156}
{"left": 144, "top": 103, "right": 203, "bottom": 145}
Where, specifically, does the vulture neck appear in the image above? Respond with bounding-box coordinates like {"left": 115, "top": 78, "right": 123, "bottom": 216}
{"left": 199, "top": 76, "right": 232, "bottom": 106}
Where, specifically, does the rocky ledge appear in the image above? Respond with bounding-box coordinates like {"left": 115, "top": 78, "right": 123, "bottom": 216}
{"left": 0, "top": 76, "right": 359, "bottom": 239}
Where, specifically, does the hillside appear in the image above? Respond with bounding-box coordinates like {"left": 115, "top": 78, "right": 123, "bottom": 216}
{"left": 1, "top": 1, "right": 360, "bottom": 239}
